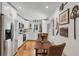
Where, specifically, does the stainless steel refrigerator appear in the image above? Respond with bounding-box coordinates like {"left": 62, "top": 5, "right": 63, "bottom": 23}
{"left": 0, "top": 2, "right": 2, "bottom": 56}
{"left": 0, "top": 14, "right": 5, "bottom": 56}
{"left": 0, "top": 14, "right": 13, "bottom": 56}
{"left": 0, "top": 14, "right": 2, "bottom": 56}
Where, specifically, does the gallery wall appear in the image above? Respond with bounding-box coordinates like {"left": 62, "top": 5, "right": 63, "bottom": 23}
{"left": 48, "top": 2, "right": 79, "bottom": 56}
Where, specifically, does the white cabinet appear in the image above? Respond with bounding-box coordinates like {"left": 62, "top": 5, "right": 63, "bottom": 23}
{"left": 26, "top": 32, "right": 38, "bottom": 40}
{"left": 15, "top": 34, "right": 23, "bottom": 48}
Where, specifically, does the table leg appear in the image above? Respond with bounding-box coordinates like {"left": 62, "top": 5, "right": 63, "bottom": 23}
{"left": 35, "top": 49, "right": 38, "bottom": 56}
{"left": 43, "top": 49, "right": 45, "bottom": 53}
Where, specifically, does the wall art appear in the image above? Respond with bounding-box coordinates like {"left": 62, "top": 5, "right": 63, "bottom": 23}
{"left": 70, "top": 5, "right": 79, "bottom": 39}
{"left": 60, "top": 27, "right": 68, "bottom": 37}
{"left": 59, "top": 9, "right": 69, "bottom": 25}
{"left": 59, "top": 2, "right": 68, "bottom": 11}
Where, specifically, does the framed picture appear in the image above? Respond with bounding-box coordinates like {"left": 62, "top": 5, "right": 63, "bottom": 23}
{"left": 59, "top": 9, "right": 69, "bottom": 25}
{"left": 19, "top": 23, "right": 22, "bottom": 28}
{"left": 59, "top": 3, "right": 64, "bottom": 11}
{"left": 19, "top": 23, "right": 24, "bottom": 28}
{"left": 59, "top": 2, "right": 68, "bottom": 11}
{"left": 60, "top": 27, "right": 68, "bottom": 37}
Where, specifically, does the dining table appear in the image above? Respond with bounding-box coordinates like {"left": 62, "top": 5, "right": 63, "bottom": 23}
{"left": 34, "top": 40, "right": 52, "bottom": 56}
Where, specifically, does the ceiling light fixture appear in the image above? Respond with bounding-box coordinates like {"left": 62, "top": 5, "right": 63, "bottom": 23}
{"left": 18, "top": 6, "right": 22, "bottom": 10}
{"left": 45, "top": 6, "right": 48, "bottom": 8}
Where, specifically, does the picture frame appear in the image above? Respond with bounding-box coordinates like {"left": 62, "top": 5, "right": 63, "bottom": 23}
{"left": 19, "top": 23, "right": 21, "bottom": 28}
{"left": 19, "top": 23, "right": 24, "bottom": 28}
{"left": 59, "top": 2, "right": 68, "bottom": 11}
{"left": 59, "top": 3, "right": 64, "bottom": 11}
{"left": 59, "top": 9, "right": 69, "bottom": 25}
{"left": 60, "top": 27, "right": 68, "bottom": 37}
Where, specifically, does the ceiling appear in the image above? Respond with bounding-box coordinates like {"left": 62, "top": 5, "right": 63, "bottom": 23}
{"left": 11, "top": 2, "right": 62, "bottom": 20}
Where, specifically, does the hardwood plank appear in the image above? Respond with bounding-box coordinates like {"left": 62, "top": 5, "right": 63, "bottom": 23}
{"left": 15, "top": 40, "right": 53, "bottom": 56}
{"left": 15, "top": 40, "right": 36, "bottom": 56}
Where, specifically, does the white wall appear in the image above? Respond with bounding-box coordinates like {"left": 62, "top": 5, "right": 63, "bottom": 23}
{"left": 15, "top": 15, "right": 30, "bottom": 47}
{"left": 26, "top": 20, "right": 42, "bottom": 40}
{"left": 16, "top": 16, "right": 30, "bottom": 29}
{"left": 48, "top": 2, "right": 79, "bottom": 56}
{"left": 27, "top": 19, "right": 50, "bottom": 40}
{"left": 42, "top": 20, "right": 49, "bottom": 33}
{"left": 31, "top": 20, "right": 41, "bottom": 33}
{"left": 15, "top": 16, "right": 23, "bottom": 48}
{"left": 24, "top": 21, "right": 30, "bottom": 29}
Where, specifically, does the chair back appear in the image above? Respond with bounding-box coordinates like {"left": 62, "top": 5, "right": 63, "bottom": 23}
{"left": 47, "top": 43, "right": 66, "bottom": 56}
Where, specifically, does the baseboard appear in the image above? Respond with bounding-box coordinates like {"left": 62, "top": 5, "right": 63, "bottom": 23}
{"left": 63, "top": 53, "right": 67, "bottom": 56}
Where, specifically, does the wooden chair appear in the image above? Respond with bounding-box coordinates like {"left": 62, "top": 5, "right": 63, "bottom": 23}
{"left": 37, "top": 43, "right": 66, "bottom": 56}
{"left": 47, "top": 43, "right": 66, "bottom": 56}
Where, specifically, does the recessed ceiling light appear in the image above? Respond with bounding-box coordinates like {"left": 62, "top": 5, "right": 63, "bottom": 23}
{"left": 4, "top": 6, "right": 9, "bottom": 9}
{"left": 18, "top": 6, "right": 22, "bottom": 10}
{"left": 45, "top": 6, "right": 48, "bottom": 8}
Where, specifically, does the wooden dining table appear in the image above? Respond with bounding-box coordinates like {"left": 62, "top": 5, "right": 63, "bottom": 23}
{"left": 34, "top": 40, "right": 52, "bottom": 56}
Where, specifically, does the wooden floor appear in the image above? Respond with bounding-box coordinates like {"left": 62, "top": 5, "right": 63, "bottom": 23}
{"left": 15, "top": 40, "right": 36, "bottom": 56}
{"left": 15, "top": 40, "right": 65, "bottom": 56}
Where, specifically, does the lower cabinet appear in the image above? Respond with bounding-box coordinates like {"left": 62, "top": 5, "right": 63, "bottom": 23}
{"left": 26, "top": 32, "right": 38, "bottom": 40}
{"left": 15, "top": 34, "right": 23, "bottom": 49}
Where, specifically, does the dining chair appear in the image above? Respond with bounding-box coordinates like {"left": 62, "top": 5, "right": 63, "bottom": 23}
{"left": 37, "top": 43, "right": 66, "bottom": 56}
{"left": 47, "top": 43, "right": 66, "bottom": 56}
